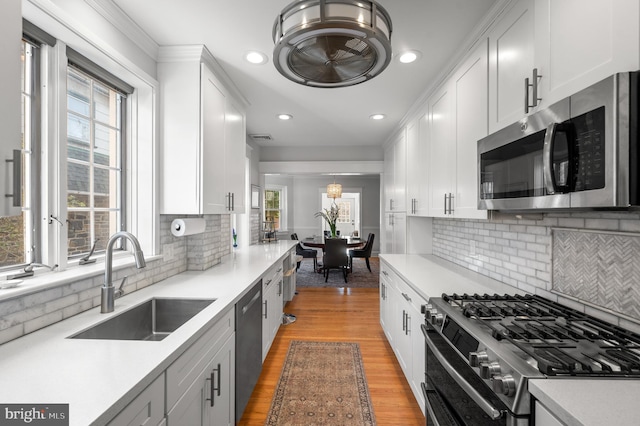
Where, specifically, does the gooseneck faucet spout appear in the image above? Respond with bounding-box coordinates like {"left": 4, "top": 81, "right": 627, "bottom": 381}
{"left": 101, "top": 231, "right": 146, "bottom": 313}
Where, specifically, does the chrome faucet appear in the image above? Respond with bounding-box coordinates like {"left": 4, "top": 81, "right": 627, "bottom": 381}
{"left": 101, "top": 231, "right": 146, "bottom": 313}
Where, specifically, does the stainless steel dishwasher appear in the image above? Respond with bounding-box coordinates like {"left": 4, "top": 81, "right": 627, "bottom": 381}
{"left": 235, "top": 281, "right": 262, "bottom": 422}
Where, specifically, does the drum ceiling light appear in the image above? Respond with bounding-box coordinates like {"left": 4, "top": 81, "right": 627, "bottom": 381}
{"left": 272, "top": 0, "right": 393, "bottom": 88}
{"left": 327, "top": 183, "right": 342, "bottom": 199}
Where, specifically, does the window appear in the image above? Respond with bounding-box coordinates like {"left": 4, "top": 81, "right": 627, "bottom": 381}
{"left": 66, "top": 66, "right": 125, "bottom": 258}
{"left": 0, "top": 38, "right": 41, "bottom": 270}
{"left": 264, "top": 186, "right": 286, "bottom": 230}
{"left": 336, "top": 201, "right": 351, "bottom": 223}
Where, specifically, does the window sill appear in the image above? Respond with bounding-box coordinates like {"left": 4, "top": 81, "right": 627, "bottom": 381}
{"left": 0, "top": 254, "right": 163, "bottom": 302}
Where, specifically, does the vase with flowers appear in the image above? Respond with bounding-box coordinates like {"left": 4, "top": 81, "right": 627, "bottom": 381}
{"left": 315, "top": 203, "right": 340, "bottom": 238}
{"left": 232, "top": 228, "right": 238, "bottom": 247}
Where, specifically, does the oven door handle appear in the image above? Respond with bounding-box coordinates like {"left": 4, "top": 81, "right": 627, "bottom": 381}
{"left": 422, "top": 324, "right": 504, "bottom": 420}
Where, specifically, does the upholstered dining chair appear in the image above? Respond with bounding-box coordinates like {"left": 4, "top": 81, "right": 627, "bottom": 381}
{"left": 322, "top": 238, "right": 349, "bottom": 283}
{"left": 291, "top": 233, "right": 317, "bottom": 271}
{"left": 348, "top": 233, "right": 375, "bottom": 272}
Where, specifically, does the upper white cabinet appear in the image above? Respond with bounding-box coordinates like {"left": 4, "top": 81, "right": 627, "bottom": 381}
{"left": 427, "top": 81, "right": 455, "bottom": 218}
{"left": 160, "top": 45, "right": 246, "bottom": 215}
{"left": 427, "top": 41, "right": 488, "bottom": 220}
{"left": 488, "top": 0, "right": 536, "bottom": 133}
{"left": 535, "top": 0, "right": 640, "bottom": 108}
{"left": 383, "top": 130, "right": 407, "bottom": 213}
{"left": 453, "top": 41, "right": 489, "bottom": 220}
{"left": 406, "top": 112, "right": 430, "bottom": 217}
{"left": 489, "top": 0, "right": 640, "bottom": 133}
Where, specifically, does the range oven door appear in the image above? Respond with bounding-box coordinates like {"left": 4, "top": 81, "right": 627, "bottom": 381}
{"left": 421, "top": 323, "right": 514, "bottom": 426}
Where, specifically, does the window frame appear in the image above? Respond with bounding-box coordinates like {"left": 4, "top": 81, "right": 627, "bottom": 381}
{"left": 264, "top": 185, "right": 287, "bottom": 232}
{"left": 65, "top": 64, "right": 127, "bottom": 260}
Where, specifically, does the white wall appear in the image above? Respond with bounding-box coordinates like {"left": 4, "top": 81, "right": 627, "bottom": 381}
{"left": 265, "top": 174, "right": 381, "bottom": 254}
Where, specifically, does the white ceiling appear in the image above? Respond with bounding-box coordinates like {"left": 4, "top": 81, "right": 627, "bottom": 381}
{"left": 111, "top": 0, "right": 498, "bottom": 149}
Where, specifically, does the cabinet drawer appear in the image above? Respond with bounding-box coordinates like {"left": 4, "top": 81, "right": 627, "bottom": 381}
{"left": 166, "top": 308, "right": 234, "bottom": 411}
{"left": 262, "top": 264, "right": 283, "bottom": 291}
{"left": 108, "top": 373, "right": 165, "bottom": 426}
{"left": 396, "top": 278, "right": 427, "bottom": 312}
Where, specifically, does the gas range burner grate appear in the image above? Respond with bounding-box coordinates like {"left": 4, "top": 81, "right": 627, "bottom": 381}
{"left": 441, "top": 292, "right": 640, "bottom": 377}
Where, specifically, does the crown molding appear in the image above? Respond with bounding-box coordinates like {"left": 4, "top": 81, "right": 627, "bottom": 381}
{"left": 85, "top": 0, "right": 159, "bottom": 59}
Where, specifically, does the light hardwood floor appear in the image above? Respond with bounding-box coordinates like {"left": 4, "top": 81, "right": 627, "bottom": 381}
{"left": 238, "top": 287, "right": 425, "bottom": 426}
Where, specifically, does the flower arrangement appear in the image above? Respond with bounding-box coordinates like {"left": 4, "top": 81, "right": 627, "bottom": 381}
{"left": 232, "top": 228, "right": 238, "bottom": 247}
{"left": 314, "top": 203, "right": 340, "bottom": 237}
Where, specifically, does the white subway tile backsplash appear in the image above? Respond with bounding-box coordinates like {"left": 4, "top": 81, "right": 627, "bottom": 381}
{"left": 433, "top": 210, "right": 640, "bottom": 326}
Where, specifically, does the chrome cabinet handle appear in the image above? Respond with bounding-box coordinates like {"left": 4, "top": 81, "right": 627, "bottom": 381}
{"left": 405, "top": 313, "right": 410, "bottom": 335}
{"left": 205, "top": 364, "right": 221, "bottom": 407}
{"left": 525, "top": 68, "right": 542, "bottom": 113}
{"left": 263, "top": 300, "right": 268, "bottom": 319}
{"left": 422, "top": 324, "right": 504, "bottom": 420}
{"left": 443, "top": 193, "right": 447, "bottom": 214}
{"left": 449, "top": 193, "right": 454, "bottom": 214}
{"left": 402, "top": 310, "right": 407, "bottom": 331}
{"left": 402, "top": 292, "right": 411, "bottom": 302}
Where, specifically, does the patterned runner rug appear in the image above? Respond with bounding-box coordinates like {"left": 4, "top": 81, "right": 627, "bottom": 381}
{"left": 295, "top": 257, "right": 379, "bottom": 288}
{"left": 265, "top": 341, "right": 376, "bottom": 426}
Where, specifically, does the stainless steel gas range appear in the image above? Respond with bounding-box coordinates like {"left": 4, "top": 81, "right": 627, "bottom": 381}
{"left": 421, "top": 293, "right": 640, "bottom": 426}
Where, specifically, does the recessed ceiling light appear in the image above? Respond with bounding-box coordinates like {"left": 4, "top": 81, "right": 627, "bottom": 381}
{"left": 398, "top": 50, "right": 421, "bottom": 64}
{"left": 245, "top": 51, "right": 268, "bottom": 65}
{"left": 278, "top": 114, "right": 293, "bottom": 120}
{"left": 370, "top": 114, "right": 385, "bottom": 120}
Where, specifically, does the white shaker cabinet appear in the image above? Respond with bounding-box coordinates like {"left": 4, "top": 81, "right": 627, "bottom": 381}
{"left": 167, "top": 334, "right": 235, "bottom": 426}
{"left": 534, "top": 0, "right": 640, "bottom": 108}
{"left": 489, "top": 0, "right": 640, "bottom": 133}
{"left": 428, "top": 41, "right": 488, "bottom": 220}
{"left": 383, "top": 130, "right": 407, "bottom": 213}
{"left": 383, "top": 212, "right": 406, "bottom": 254}
{"left": 159, "top": 45, "right": 246, "bottom": 215}
{"left": 452, "top": 40, "right": 489, "bottom": 220}
{"left": 262, "top": 264, "right": 283, "bottom": 361}
{"left": 488, "top": 0, "right": 536, "bottom": 133}
{"left": 406, "top": 113, "right": 430, "bottom": 217}
{"left": 107, "top": 374, "right": 165, "bottom": 426}
{"left": 427, "top": 80, "right": 455, "bottom": 218}
{"left": 379, "top": 260, "right": 427, "bottom": 415}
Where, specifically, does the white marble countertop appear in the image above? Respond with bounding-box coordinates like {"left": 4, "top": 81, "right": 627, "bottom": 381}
{"left": 379, "top": 253, "right": 525, "bottom": 301}
{"left": 0, "top": 241, "right": 295, "bottom": 426}
{"left": 529, "top": 379, "right": 640, "bottom": 426}
{"left": 380, "top": 253, "right": 640, "bottom": 426}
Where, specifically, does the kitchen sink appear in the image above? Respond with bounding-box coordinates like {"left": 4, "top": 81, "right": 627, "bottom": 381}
{"left": 70, "top": 297, "right": 215, "bottom": 341}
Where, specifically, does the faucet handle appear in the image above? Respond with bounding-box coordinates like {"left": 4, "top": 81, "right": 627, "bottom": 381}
{"left": 115, "top": 276, "right": 127, "bottom": 298}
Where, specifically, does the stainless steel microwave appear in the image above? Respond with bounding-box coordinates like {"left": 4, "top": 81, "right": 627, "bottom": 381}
{"left": 478, "top": 72, "right": 640, "bottom": 211}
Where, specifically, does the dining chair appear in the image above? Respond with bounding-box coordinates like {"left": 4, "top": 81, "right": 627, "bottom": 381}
{"left": 349, "top": 233, "right": 375, "bottom": 272}
{"left": 291, "top": 233, "right": 317, "bottom": 271}
{"left": 322, "top": 238, "right": 349, "bottom": 283}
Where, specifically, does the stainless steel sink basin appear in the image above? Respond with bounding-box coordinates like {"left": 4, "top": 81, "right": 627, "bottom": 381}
{"left": 70, "top": 298, "right": 215, "bottom": 341}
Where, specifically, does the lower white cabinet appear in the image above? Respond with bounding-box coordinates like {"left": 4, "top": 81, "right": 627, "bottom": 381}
{"left": 379, "top": 260, "right": 426, "bottom": 415}
{"left": 262, "top": 264, "right": 283, "bottom": 361}
{"left": 107, "top": 374, "right": 165, "bottom": 426}
{"left": 167, "top": 333, "right": 235, "bottom": 426}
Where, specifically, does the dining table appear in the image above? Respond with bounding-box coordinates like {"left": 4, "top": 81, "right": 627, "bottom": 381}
{"left": 301, "top": 236, "right": 365, "bottom": 249}
{"left": 300, "top": 236, "right": 365, "bottom": 273}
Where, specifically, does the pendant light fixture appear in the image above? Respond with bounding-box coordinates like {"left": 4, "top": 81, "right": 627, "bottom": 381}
{"left": 327, "top": 181, "right": 342, "bottom": 199}
{"left": 272, "top": 0, "right": 393, "bottom": 88}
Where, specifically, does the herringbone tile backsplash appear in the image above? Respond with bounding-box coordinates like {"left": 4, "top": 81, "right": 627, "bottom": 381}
{"left": 552, "top": 228, "right": 640, "bottom": 320}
